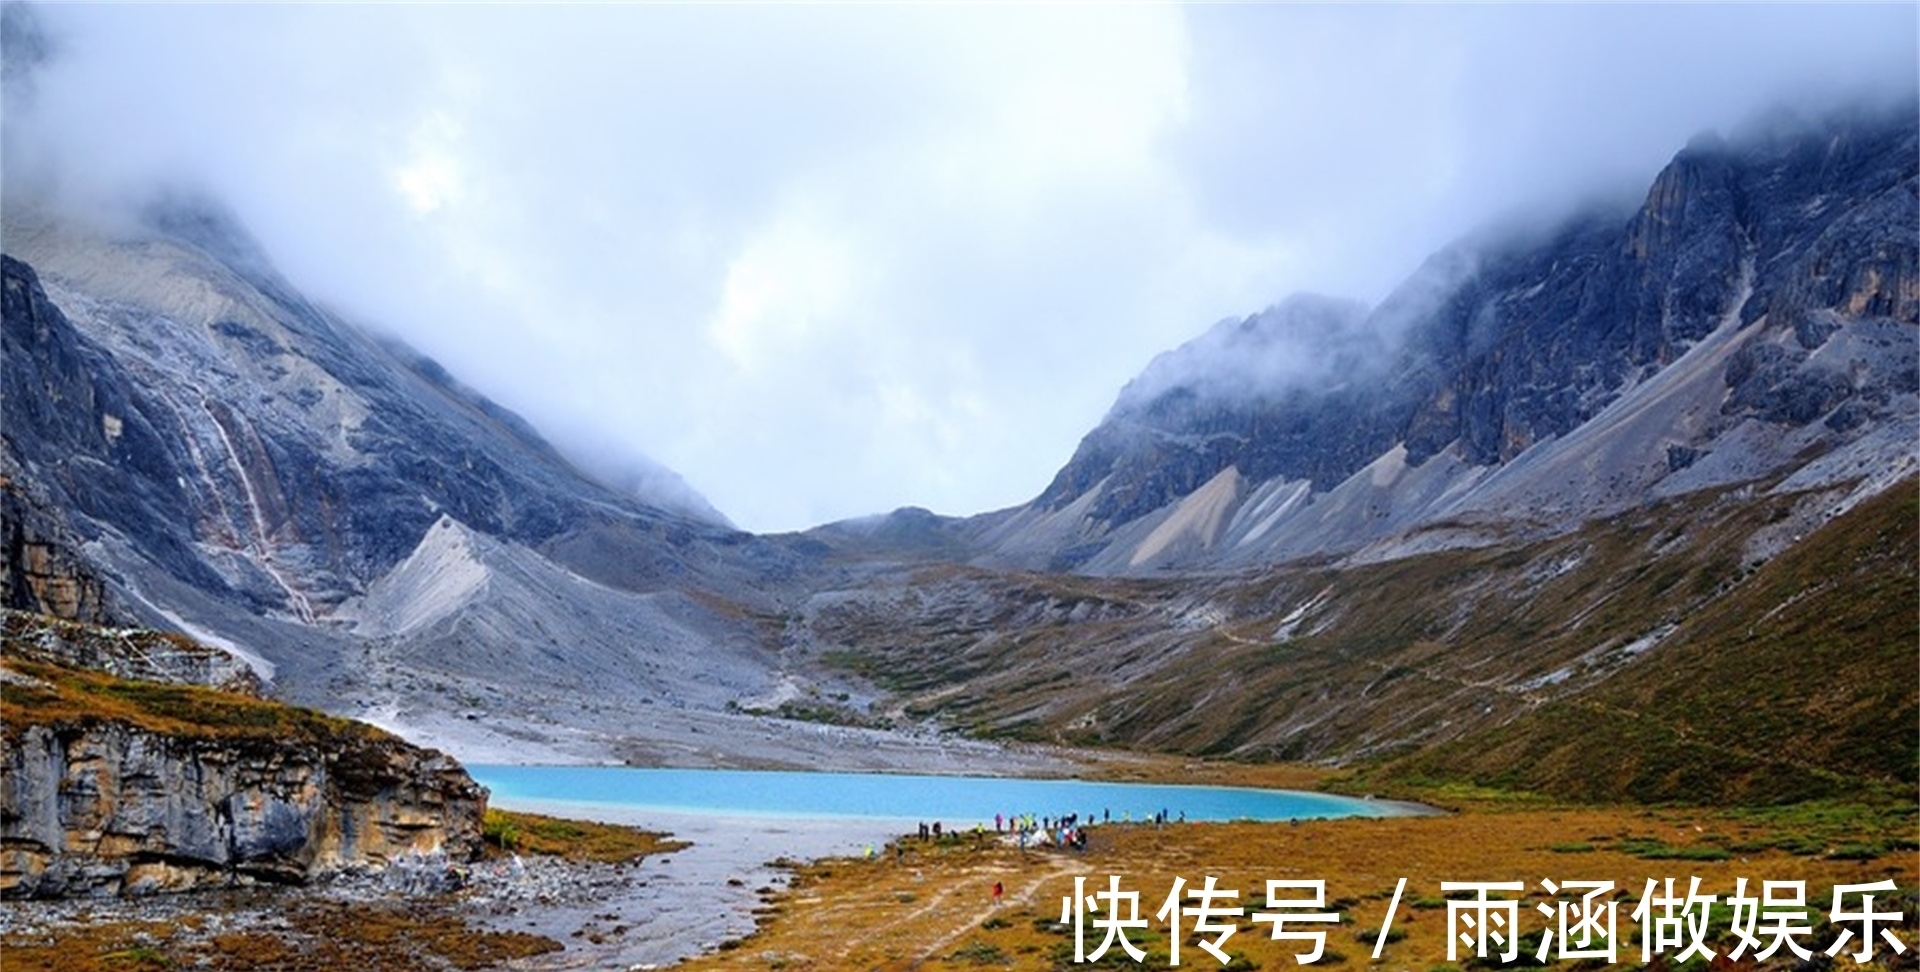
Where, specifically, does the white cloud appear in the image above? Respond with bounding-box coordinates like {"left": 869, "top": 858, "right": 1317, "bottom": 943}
{"left": 10, "top": 3, "right": 1915, "bottom": 532}
{"left": 392, "top": 112, "right": 467, "bottom": 216}
{"left": 708, "top": 212, "right": 859, "bottom": 375}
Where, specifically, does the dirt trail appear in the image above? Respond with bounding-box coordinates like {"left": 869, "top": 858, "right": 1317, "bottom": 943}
{"left": 906, "top": 856, "right": 1082, "bottom": 964}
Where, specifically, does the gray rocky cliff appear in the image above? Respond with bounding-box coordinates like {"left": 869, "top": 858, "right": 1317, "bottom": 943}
{"left": 0, "top": 197, "right": 817, "bottom": 762}
{"left": 2, "top": 470, "right": 112, "bottom": 626}
{"left": 0, "top": 625, "right": 486, "bottom": 898}
{"left": 1, "top": 716, "right": 484, "bottom": 897}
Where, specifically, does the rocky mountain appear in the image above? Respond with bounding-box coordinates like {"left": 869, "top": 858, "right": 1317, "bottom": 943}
{"left": 789, "top": 100, "right": 1917, "bottom": 804}
{"left": 0, "top": 192, "right": 856, "bottom": 765}
{"left": 828, "top": 101, "right": 1917, "bottom": 575}
{"left": 0, "top": 191, "right": 1067, "bottom": 774}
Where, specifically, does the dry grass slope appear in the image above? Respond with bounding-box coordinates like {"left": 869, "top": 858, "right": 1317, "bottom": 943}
{"left": 809, "top": 479, "right": 1917, "bottom": 807}
{"left": 1378, "top": 483, "right": 1918, "bottom": 805}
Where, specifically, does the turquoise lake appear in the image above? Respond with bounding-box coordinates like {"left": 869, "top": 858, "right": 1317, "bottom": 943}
{"left": 468, "top": 765, "right": 1398, "bottom": 826}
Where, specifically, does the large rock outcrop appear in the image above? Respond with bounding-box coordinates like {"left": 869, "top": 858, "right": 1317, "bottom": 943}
{"left": 0, "top": 625, "right": 485, "bottom": 898}
{"left": 3, "top": 610, "right": 263, "bottom": 697}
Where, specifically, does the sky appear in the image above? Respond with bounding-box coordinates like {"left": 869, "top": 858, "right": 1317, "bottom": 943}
{"left": 7, "top": 3, "right": 1916, "bottom": 533}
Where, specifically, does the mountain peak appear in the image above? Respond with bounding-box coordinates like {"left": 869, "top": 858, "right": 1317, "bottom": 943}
{"left": 997, "top": 99, "right": 1918, "bottom": 574}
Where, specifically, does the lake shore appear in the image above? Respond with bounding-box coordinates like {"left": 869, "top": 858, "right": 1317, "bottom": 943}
{"left": 477, "top": 765, "right": 1421, "bottom": 970}
{"left": 0, "top": 754, "right": 1419, "bottom": 972}
{"left": 670, "top": 802, "right": 1919, "bottom": 972}
{"left": 5, "top": 773, "right": 1908, "bottom": 972}
{"left": 480, "top": 796, "right": 925, "bottom": 970}
{"left": 361, "top": 700, "right": 1118, "bottom": 779}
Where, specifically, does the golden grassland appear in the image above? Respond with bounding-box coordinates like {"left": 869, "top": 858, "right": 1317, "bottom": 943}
{"left": 680, "top": 800, "right": 1918, "bottom": 972}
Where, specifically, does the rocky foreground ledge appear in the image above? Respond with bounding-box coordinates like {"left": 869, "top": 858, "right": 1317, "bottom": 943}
{"left": 0, "top": 610, "right": 485, "bottom": 898}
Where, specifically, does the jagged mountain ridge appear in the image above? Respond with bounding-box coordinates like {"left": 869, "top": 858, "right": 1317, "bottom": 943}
{"left": 0, "top": 195, "right": 854, "bottom": 764}
{"left": 823, "top": 101, "right": 1917, "bottom": 575}
{"left": 3, "top": 198, "right": 745, "bottom": 615}
{"left": 0, "top": 201, "right": 1073, "bottom": 773}
{"left": 787, "top": 101, "right": 1918, "bottom": 803}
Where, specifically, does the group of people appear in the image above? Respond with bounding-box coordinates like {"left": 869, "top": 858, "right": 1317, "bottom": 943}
{"left": 991, "top": 806, "right": 1184, "bottom": 834}
{"left": 894, "top": 808, "right": 1194, "bottom": 908}
{"left": 994, "top": 810, "right": 1103, "bottom": 852}
{"left": 1019, "top": 822, "right": 1089, "bottom": 851}
{"left": 901, "top": 805, "right": 1191, "bottom": 857}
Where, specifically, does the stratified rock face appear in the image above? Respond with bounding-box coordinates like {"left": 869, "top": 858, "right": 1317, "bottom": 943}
{"left": 1, "top": 474, "right": 111, "bottom": 625}
{"left": 0, "top": 688, "right": 484, "bottom": 898}
{"left": 0, "top": 300, "right": 119, "bottom": 627}
{"left": 969, "top": 100, "right": 1918, "bottom": 573}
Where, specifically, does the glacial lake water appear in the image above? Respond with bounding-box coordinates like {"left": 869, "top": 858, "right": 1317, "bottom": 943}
{"left": 468, "top": 765, "right": 1400, "bottom": 826}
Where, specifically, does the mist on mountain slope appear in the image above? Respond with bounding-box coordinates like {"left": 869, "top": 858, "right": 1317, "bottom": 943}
{"left": 1109, "top": 236, "right": 1499, "bottom": 415}
{"left": 2, "top": 1, "right": 1915, "bottom": 531}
